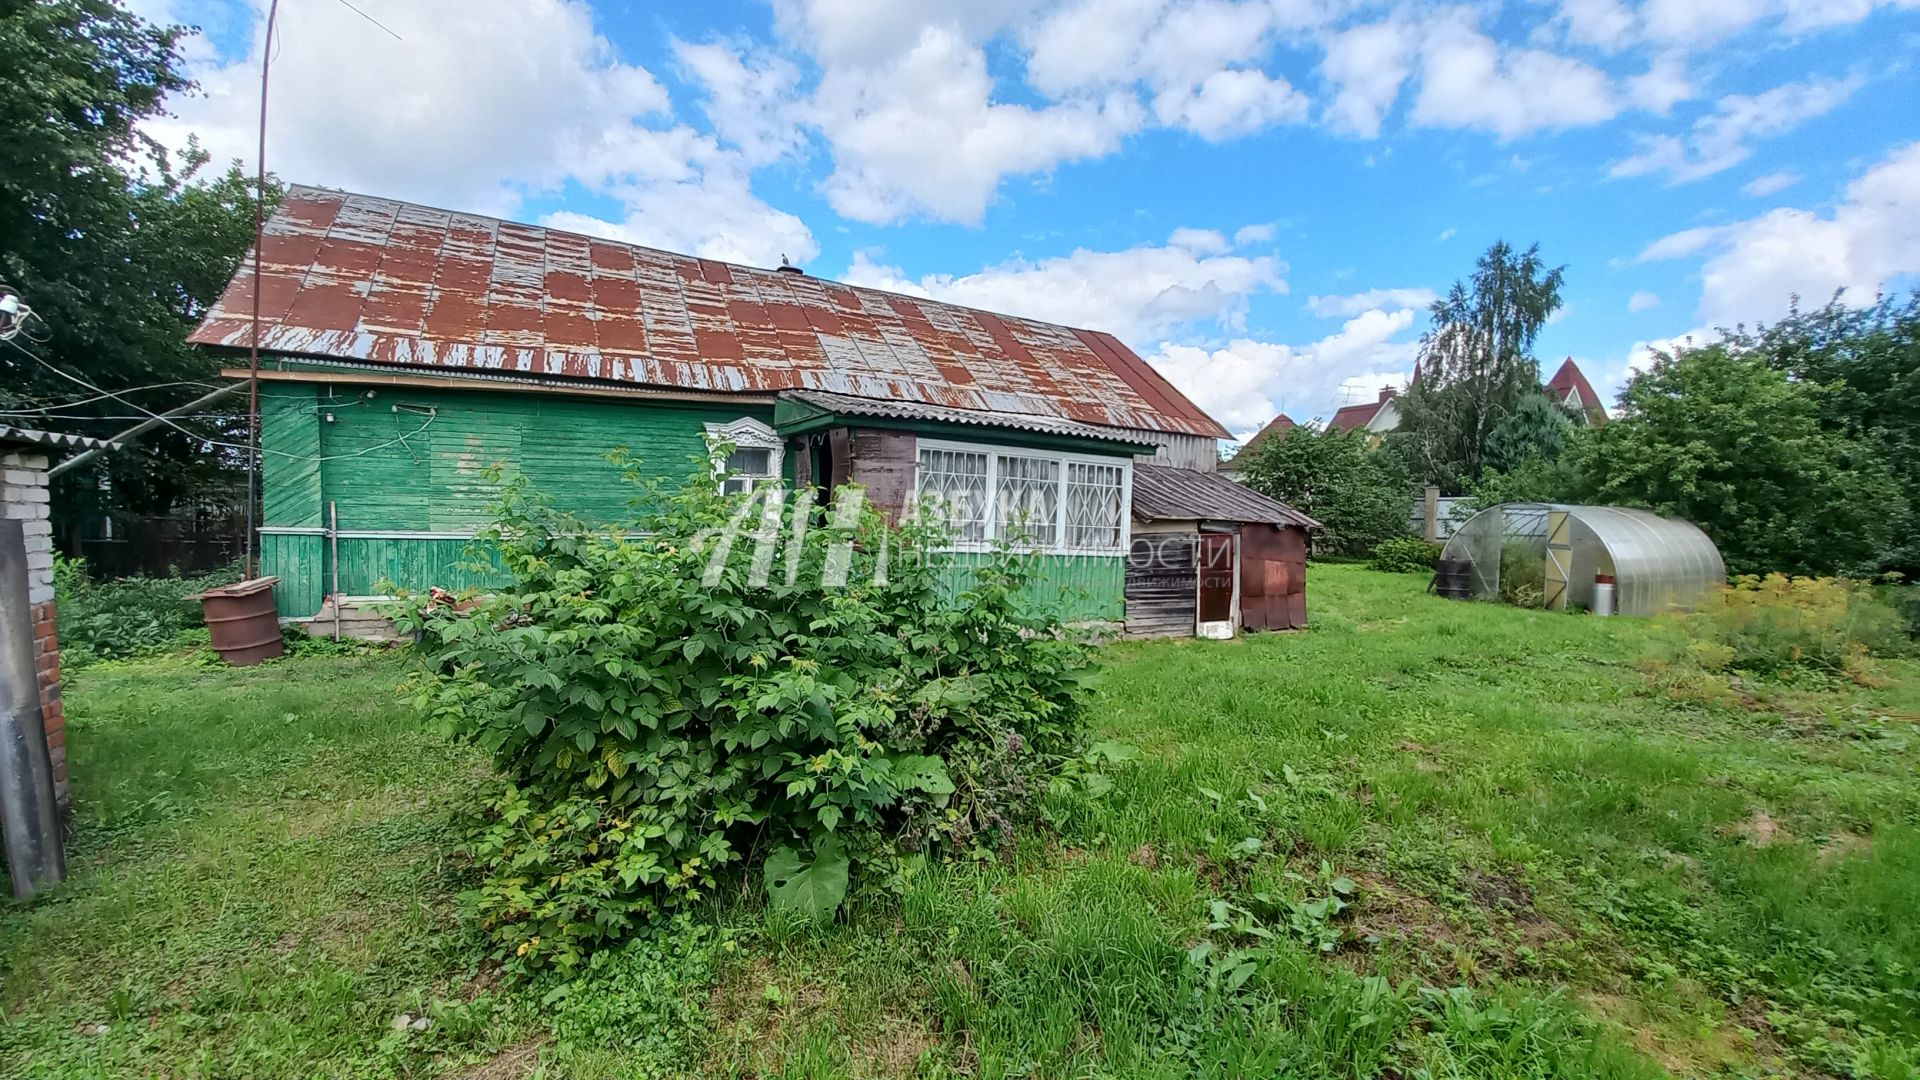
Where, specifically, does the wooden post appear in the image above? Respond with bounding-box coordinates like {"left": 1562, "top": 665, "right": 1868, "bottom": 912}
{"left": 0, "top": 519, "right": 66, "bottom": 899}
{"left": 1423, "top": 485, "right": 1441, "bottom": 543}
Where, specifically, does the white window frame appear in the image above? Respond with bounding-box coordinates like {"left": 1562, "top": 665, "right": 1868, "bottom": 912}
{"left": 704, "top": 417, "right": 784, "bottom": 494}
{"left": 915, "top": 437, "right": 1132, "bottom": 557}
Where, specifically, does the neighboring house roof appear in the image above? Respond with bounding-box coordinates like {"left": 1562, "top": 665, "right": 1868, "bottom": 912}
{"left": 0, "top": 426, "right": 119, "bottom": 453}
{"left": 777, "top": 389, "right": 1155, "bottom": 449}
{"left": 1329, "top": 400, "right": 1384, "bottom": 432}
{"left": 1131, "top": 464, "right": 1321, "bottom": 530}
{"left": 189, "top": 185, "right": 1229, "bottom": 440}
{"left": 1544, "top": 358, "right": 1608, "bottom": 425}
{"left": 1223, "top": 413, "right": 1296, "bottom": 467}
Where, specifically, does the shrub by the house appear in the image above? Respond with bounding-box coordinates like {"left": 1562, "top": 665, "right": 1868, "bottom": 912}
{"left": 402, "top": 468, "right": 1097, "bottom": 972}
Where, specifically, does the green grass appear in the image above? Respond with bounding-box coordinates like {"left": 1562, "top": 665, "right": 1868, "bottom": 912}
{"left": 3, "top": 565, "right": 1918, "bottom": 1078}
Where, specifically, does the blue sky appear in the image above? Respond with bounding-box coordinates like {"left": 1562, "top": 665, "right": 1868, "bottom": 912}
{"left": 136, "top": 0, "right": 1920, "bottom": 440}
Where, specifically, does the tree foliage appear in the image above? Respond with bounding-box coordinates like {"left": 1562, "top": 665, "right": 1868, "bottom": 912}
{"left": 1482, "top": 392, "right": 1577, "bottom": 476}
{"left": 1395, "top": 242, "right": 1566, "bottom": 487}
{"left": 1240, "top": 426, "right": 1410, "bottom": 557}
{"left": 0, "top": 1, "right": 274, "bottom": 533}
{"left": 402, "top": 467, "right": 1107, "bottom": 972}
{"left": 1582, "top": 343, "right": 1902, "bottom": 577}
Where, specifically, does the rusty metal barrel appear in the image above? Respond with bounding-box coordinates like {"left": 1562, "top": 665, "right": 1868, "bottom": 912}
{"left": 1433, "top": 558, "right": 1473, "bottom": 600}
{"left": 193, "top": 577, "right": 285, "bottom": 666}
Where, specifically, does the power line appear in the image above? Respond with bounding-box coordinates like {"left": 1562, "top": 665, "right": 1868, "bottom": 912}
{"left": 0, "top": 381, "right": 228, "bottom": 415}
{"left": 3, "top": 336, "right": 437, "bottom": 464}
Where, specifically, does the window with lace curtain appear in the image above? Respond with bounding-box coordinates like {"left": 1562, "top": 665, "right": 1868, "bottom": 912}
{"left": 914, "top": 439, "right": 1127, "bottom": 554}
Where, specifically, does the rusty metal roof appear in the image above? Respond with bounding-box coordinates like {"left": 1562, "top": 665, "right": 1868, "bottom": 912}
{"left": 780, "top": 389, "right": 1155, "bottom": 447}
{"left": 0, "top": 426, "right": 120, "bottom": 453}
{"left": 189, "top": 186, "right": 1229, "bottom": 440}
{"left": 1131, "top": 464, "right": 1321, "bottom": 529}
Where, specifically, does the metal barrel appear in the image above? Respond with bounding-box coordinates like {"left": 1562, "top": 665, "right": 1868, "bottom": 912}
{"left": 194, "top": 577, "right": 285, "bottom": 666}
{"left": 1433, "top": 558, "right": 1473, "bottom": 600}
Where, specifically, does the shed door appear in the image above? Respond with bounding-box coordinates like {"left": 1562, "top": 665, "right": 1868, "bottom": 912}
{"left": 1197, "top": 533, "right": 1235, "bottom": 625}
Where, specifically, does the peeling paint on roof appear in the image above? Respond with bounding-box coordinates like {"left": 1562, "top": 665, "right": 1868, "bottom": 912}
{"left": 191, "top": 186, "right": 1230, "bottom": 440}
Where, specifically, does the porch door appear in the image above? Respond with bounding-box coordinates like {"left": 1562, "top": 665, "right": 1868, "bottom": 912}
{"left": 1197, "top": 533, "right": 1235, "bottom": 628}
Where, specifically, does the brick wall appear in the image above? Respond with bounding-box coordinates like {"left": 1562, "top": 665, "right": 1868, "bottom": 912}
{"left": 1, "top": 450, "right": 66, "bottom": 812}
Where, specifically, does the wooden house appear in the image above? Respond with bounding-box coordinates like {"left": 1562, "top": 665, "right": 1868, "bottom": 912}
{"left": 189, "top": 187, "right": 1312, "bottom": 632}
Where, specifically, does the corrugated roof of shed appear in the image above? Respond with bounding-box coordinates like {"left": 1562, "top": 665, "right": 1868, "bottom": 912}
{"left": 0, "top": 426, "right": 119, "bottom": 452}
{"left": 189, "top": 186, "right": 1229, "bottom": 440}
{"left": 1131, "top": 464, "right": 1321, "bottom": 529}
{"left": 781, "top": 389, "right": 1155, "bottom": 447}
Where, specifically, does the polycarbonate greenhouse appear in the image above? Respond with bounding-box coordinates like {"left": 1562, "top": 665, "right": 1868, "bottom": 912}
{"left": 1439, "top": 503, "right": 1726, "bottom": 616}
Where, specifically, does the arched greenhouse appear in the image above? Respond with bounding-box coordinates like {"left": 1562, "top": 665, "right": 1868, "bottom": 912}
{"left": 1438, "top": 503, "right": 1726, "bottom": 616}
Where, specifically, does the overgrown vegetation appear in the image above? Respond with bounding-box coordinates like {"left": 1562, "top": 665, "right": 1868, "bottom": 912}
{"left": 1685, "top": 574, "right": 1911, "bottom": 677}
{"left": 52, "top": 554, "right": 238, "bottom": 667}
{"left": 402, "top": 469, "right": 1098, "bottom": 972}
{"left": 7, "top": 566, "right": 1920, "bottom": 1076}
{"left": 1368, "top": 536, "right": 1441, "bottom": 574}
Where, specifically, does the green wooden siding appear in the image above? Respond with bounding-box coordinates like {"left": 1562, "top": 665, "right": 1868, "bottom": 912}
{"left": 260, "top": 383, "right": 323, "bottom": 528}
{"left": 258, "top": 372, "right": 1128, "bottom": 623}
{"left": 934, "top": 552, "right": 1125, "bottom": 622}
{"left": 259, "top": 375, "right": 774, "bottom": 616}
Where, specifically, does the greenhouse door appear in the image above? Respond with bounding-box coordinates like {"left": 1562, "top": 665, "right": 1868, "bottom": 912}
{"left": 1544, "top": 510, "right": 1572, "bottom": 611}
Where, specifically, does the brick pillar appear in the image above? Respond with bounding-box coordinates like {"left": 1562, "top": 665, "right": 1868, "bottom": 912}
{"left": 1, "top": 451, "right": 66, "bottom": 813}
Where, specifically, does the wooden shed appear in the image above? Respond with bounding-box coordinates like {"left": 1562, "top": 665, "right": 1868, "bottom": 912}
{"left": 1125, "top": 465, "right": 1319, "bottom": 638}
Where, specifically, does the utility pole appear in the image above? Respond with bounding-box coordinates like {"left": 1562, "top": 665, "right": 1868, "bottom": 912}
{"left": 0, "top": 519, "right": 66, "bottom": 900}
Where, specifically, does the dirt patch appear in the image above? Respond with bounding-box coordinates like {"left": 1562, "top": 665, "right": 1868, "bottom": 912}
{"left": 1817, "top": 831, "right": 1873, "bottom": 865}
{"left": 1730, "top": 808, "right": 1789, "bottom": 848}
{"left": 853, "top": 1014, "right": 940, "bottom": 1076}
{"left": 448, "top": 1039, "right": 543, "bottom": 1080}
{"left": 1463, "top": 868, "right": 1535, "bottom": 918}
{"left": 1128, "top": 843, "right": 1160, "bottom": 870}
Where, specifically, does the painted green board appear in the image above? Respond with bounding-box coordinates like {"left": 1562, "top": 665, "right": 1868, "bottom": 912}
{"left": 935, "top": 553, "right": 1125, "bottom": 622}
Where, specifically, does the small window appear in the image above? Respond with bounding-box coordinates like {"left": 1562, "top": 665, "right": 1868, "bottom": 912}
{"left": 720, "top": 447, "right": 775, "bottom": 495}
{"left": 705, "top": 418, "right": 784, "bottom": 495}
{"left": 1065, "top": 461, "right": 1125, "bottom": 550}
{"left": 995, "top": 453, "right": 1059, "bottom": 546}
{"left": 916, "top": 447, "right": 990, "bottom": 542}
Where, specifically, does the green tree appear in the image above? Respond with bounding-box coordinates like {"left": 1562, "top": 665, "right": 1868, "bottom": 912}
{"left": 1482, "top": 391, "right": 1577, "bottom": 475}
{"left": 1395, "top": 241, "right": 1566, "bottom": 487}
{"left": 1582, "top": 343, "right": 1902, "bottom": 577}
{"left": 1731, "top": 293, "right": 1920, "bottom": 575}
{"left": 0, "top": 1, "right": 272, "bottom": 537}
{"left": 1241, "top": 426, "right": 1410, "bottom": 557}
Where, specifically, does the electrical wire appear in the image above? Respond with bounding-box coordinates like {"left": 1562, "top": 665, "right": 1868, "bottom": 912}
{"left": 3, "top": 335, "right": 437, "bottom": 463}
{"left": 0, "top": 381, "right": 228, "bottom": 414}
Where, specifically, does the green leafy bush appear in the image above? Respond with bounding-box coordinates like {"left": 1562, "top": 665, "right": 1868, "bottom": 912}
{"left": 54, "top": 555, "right": 240, "bottom": 667}
{"left": 1686, "top": 574, "right": 1909, "bottom": 676}
{"left": 403, "top": 467, "right": 1096, "bottom": 972}
{"left": 1368, "top": 536, "right": 1442, "bottom": 574}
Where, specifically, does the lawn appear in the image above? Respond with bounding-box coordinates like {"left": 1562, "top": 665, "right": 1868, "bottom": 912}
{"left": 3, "top": 564, "right": 1917, "bottom": 1078}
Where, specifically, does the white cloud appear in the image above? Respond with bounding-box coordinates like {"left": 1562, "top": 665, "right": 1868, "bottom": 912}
{"left": 1640, "top": 141, "right": 1920, "bottom": 327}
{"left": 144, "top": 0, "right": 820, "bottom": 267}
{"left": 672, "top": 39, "right": 811, "bottom": 166}
{"left": 811, "top": 25, "right": 1143, "bottom": 224}
{"left": 1320, "top": 19, "right": 1416, "bottom": 138}
{"left": 1233, "top": 222, "right": 1277, "bottom": 246}
{"left": 1626, "top": 52, "right": 1695, "bottom": 115}
{"left": 1628, "top": 290, "right": 1662, "bottom": 312}
{"left": 1411, "top": 17, "right": 1620, "bottom": 139}
{"left": 1609, "top": 74, "right": 1862, "bottom": 183}
{"left": 148, "top": 0, "right": 677, "bottom": 215}
{"left": 1146, "top": 307, "right": 1421, "bottom": 432}
{"left": 1743, "top": 170, "right": 1803, "bottom": 197}
{"left": 1561, "top": 0, "right": 1916, "bottom": 49}
{"left": 1306, "top": 287, "right": 1438, "bottom": 317}
{"left": 1152, "top": 68, "right": 1310, "bottom": 140}
{"left": 841, "top": 229, "right": 1286, "bottom": 341}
